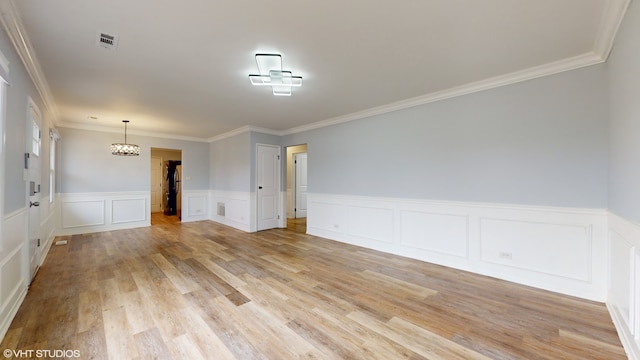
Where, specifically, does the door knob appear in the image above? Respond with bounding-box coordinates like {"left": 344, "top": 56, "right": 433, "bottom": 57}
{"left": 30, "top": 201, "right": 40, "bottom": 207}
{"left": 258, "top": 186, "right": 263, "bottom": 189}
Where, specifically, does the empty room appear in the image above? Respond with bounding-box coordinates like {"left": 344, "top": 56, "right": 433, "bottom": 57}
{"left": 0, "top": 0, "right": 639, "bottom": 358}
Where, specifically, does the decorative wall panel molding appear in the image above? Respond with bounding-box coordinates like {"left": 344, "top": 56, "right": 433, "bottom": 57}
{"left": 182, "top": 190, "right": 209, "bottom": 223}
{"left": 112, "top": 198, "right": 146, "bottom": 224}
{"left": 400, "top": 210, "right": 469, "bottom": 258}
{"left": 307, "top": 193, "right": 607, "bottom": 301}
{"left": 479, "top": 218, "right": 592, "bottom": 281}
{"left": 61, "top": 200, "right": 105, "bottom": 228}
{"left": 209, "top": 190, "right": 251, "bottom": 232}
{"left": 0, "top": 209, "right": 29, "bottom": 341}
{"left": 608, "top": 212, "right": 640, "bottom": 360}
{"left": 58, "top": 192, "right": 150, "bottom": 235}
{"left": 39, "top": 206, "right": 57, "bottom": 265}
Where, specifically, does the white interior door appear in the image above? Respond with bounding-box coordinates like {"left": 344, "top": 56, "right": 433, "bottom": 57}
{"left": 176, "top": 164, "right": 182, "bottom": 218}
{"left": 257, "top": 144, "right": 280, "bottom": 231}
{"left": 294, "top": 152, "right": 308, "bottom": 218}
{"left": 27, "top": 101, "right": 42, "bottom": 282}
{"left": 150, "top": 156, "right": 163, "bottom": 212}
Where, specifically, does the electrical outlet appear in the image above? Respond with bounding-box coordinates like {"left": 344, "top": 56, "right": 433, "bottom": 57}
{"left": 499, "top": 251, "right": 513, "bottom": 260}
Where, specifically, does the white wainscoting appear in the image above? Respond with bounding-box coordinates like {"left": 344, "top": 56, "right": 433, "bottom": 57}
{"left": 181, "top": 190, "right": 209, "bottom": 223}
{"left": 58, "top": 192, "right": 150, "bottom": 235}
{"left": 39, "top": 198, "right": 58, "bottom": 265}
{"left": 307, "top": 193, "right": 608, "bottom": 301}
{"left": 210, "top": 190, "right": 251, "bottom": 232}
{"left": 608, "top": 212, "right": 640, "bottom": 360}
{"left": 0, "top": 209, "right": 29, "bottom": 341}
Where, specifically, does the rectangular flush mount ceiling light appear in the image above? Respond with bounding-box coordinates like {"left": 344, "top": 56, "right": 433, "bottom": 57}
{"left": 249, "top": 53, "right": 302, "bottom": 96}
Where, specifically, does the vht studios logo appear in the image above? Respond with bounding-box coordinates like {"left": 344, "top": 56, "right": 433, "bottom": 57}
{"left": 3, "top": 349, "right": 81, "bottom": 358}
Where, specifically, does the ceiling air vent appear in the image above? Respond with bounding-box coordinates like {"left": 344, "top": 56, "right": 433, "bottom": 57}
{"left": 96, "top": 32, "right": 119, "bottom": 50}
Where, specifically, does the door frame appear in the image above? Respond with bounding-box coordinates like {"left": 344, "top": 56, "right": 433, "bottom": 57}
{"left": 25, "top": 97, "right": 42, "bottom": 283}
{"left": 255, "top": 143, "right": 282, "bottom": 231}
{"left": 292, "top": 152, "right": 308, "bottom": 219}
{"left": 150, "top": 156, "right": 163, "bottom": 213}
{"left": 149, "top": 148, "right": 183, "bottom": 222}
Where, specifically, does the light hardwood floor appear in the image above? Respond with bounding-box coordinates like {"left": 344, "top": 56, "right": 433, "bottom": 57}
{"left": 0, "top": 214, "right": 626, "bottom": 359}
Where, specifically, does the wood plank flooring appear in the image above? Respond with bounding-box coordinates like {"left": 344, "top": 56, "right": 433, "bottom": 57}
{"left": 1, "top": 214, "right": 626, "bottom": 359}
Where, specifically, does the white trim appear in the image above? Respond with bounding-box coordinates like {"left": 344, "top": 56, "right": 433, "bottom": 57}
{"left": 609, "top": 302, "right": 637, "bottom": 360}
{"left": 57, "top": 191, "right": 150, "bottom": 235}
{"left": 608, "top": 211, "right": 640, "bottom": 360}
{"left": 282, "top": 53, "right": 605, "bottom": 136}
{"left": 0, "top": 0, "right": 58, "bottom": 123}
{"left": 0, "top": 81, "right": 6, "bottom": 252}
{"left": 2, "top": 207, "right": 28, "bottom": 222}
{"left": 181, "top": 190, "right": 209, "bottom": 223}
{"left": 209, "top": 190, "right": 252, "bottom": 232}
{"left": 0, "top": 284, "right": 26, "bottom": 343}
{"left": 0, "top": 0, "right": 628, "bottom": 142}
{"left": 210, "top": 52, "right": 612, "bottom": 142}
{"left": 208, "top": 125, "right": 281, "bottom": 143}
{"left": 594, "top": 0, "right": 632, "bottom": 60}
{"left": 0, "top": 48, "right": 9, "bottom": 83}
{"left": 307, "top": 193, "right": 608, "bottom": 301}
{"left": 57, "top": 121, "right": 209, "bottom": 143}
{"left": 0, "top": 207, "right": 29, "bottom": 341}
{"left": 38, "top": 206, "right": 55, "bottom": 266}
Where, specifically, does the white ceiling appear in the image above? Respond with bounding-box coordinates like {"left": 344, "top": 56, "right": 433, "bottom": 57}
{"left": 0, "top": 0, "right": 629, "bottom": 141}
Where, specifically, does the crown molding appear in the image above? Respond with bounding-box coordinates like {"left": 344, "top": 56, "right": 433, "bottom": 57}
{"left": 214, "top": 51, "right": 607, "bottom": 141}
{"left": 214, "top": 50, "right": 609, "bottom": 141}
{"left": 207, "top": 125, "right": 254, "bottom": 142}
{"left": 207, "top": 125, "right": 283, "bottom": 143}
{"left": 277, "top": 0, "right": 630, "bottom": 137}
{"left": 593, "top": 0, "right": 632, "bottom": 60}
{"left": 57, "top": 121, "right": 210, "bottom": 143}
{"left": 0, "top": 0, "right": 59, "bottom": 124}
{"left": 1, "top": 0, "right": 628, "bottom": 144}
{"left": 281, "top": 52, "right": 604, "bottom": 136}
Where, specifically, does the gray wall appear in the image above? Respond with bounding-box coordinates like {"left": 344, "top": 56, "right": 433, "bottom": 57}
{"left": 208, "top": 131, "right": 282, "bottom": 193}
{"left": 59, "top": 127, "right": 209, "bottom": 193}
{"left": 209, "top": 131, "right": 251, "bottom": 192}
{"left": 607, "top": 1, "right": 640, "bottom": 223}
{"left": 0, "top": 27, "right": 52, "bottom": 214}
{"left": 283, "top": 65, "right": 609, "bottom": 208}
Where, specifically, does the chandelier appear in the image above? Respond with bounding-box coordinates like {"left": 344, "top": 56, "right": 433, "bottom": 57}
{"left": 111, "top": 120, "right": 140, "bottom": 156}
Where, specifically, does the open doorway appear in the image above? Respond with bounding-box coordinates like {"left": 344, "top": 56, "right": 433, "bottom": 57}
{"left": 286, "top": 144, "right": 307, "bottom": 233}
{"left": 150, "top": 148, "right": 182, "bottom": 225}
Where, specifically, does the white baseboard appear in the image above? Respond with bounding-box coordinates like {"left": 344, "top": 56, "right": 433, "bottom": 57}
{"left": 608, "top": 212, "right": 640, "bottom": 360}
{"left": 308, "top": 193, "right": 608, "bottom": 301}
{"left": 57, "top": 192, "right": 150, "bottom": 235}
{"left": 0, "top": 284, "right": 27, "bottom": 343}
{"left": 609, "top": 302, "right": 637, "bottom": 360}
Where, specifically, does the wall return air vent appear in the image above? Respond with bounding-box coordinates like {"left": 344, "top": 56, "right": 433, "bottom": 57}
{"left": 96, "top": 32, "right": 119, "bottom": 50}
